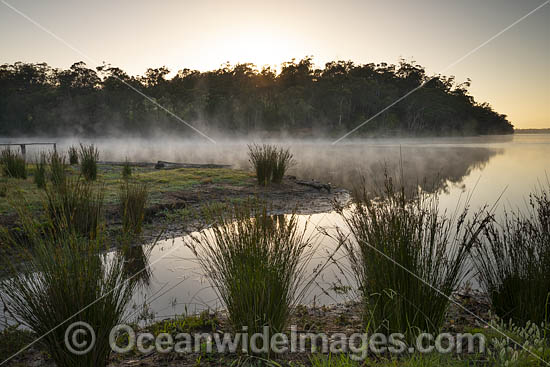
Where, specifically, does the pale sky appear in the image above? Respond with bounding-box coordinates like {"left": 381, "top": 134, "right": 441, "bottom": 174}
{"left": 1, "top": 0, "right": 549, "bottom": 128}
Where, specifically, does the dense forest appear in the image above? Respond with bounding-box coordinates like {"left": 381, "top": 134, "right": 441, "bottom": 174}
{"left": 0, "top": 58, "right": 514, "bottom": 138}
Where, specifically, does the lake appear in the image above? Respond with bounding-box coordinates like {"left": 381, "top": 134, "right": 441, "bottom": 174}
{"left": 1, "top": 134, "right": 549, "bottom": 327}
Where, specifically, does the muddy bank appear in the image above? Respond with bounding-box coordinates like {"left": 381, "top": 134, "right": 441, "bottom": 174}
{"left": 131, "top": 176, "right": 349, "bottom": 242}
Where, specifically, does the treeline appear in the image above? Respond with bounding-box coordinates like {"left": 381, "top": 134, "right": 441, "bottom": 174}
{"left": 0, "top": 58, "right": 513, "bottom": 137}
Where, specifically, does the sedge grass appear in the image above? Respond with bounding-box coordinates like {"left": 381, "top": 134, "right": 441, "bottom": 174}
{"left": 272, "top": 146, "right": 294, "bottom": 184}
{"left": 68, "top": 145, "right": 79, "bottom": 165}
{"left": 79, "top": 143, "right": 99, "bottom": 181}
{"left": 44, "top": 176, "right": 104, "bottom": 238}
{"left": 0, "top": 199, "right": 137, "bottom": 367}
{"left": 121, "top": 158, "right": 132, "bottom": 180}
{"left": 473, "top": 180, "right": 550, "bottom": 326}
{"left": 118, "top": 181, "right": 148, "bottom": 236}
{"left": 337, "top": 175, "right": 492, "bottom": 341}
{"left": 33, "top": 153, "right": 47, "bottom": 189}
{"left": 48, "top": 150, "right": 67, "bottom": 187}
{"left": 0, "top": 148, "right": 26, "bottom": 179}
{"left": 186, "top": 201, "right": 316, "bottom": 351}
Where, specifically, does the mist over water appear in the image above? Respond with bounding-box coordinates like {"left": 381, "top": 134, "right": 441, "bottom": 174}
{"left": 1, "top": 134, "right": 548, "bottom": 326}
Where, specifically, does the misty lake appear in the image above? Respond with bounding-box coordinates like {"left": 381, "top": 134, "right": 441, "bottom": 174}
{"left": 1, "top": 134, "right": 549, "bottom": 327}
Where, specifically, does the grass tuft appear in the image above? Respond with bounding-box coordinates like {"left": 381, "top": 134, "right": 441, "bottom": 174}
{"left": 337, "top": 175, "right": 491, "bottom": 341}
{"left": 122, "top": 158, "right": 132, "bottom": 179}
{"left": 248, "top": 144, "right": 293, "bottom": 186}
{"left": 0, "top": 196, "right": 137, "bottom": 367}
{"left": 79, "top": 143, "right": 99, "bottom": 181}
{"left": 44, "top": 176, "right": 104, "bottom": 238}
{"left": 48, "top": 150, "right": 67, "bottom": 187}
{"left": 68, "top": 145, "right": 79, "bottom": 165}
{"left": 118, "top": 181, "right": 148, "bottom": 236}
{"left": 473, "top": 180, "right": 550, "bottom": 326}
{"left": 34, "top": 153, "right": 47, "bottom": 189}
{"left": 187, "top": 201, "right": 315, "bottom": 354}
{"left": 0, "top": 148, "right": 26, "bottom": 179}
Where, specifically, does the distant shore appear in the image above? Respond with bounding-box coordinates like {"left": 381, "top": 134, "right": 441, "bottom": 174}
{"left": 514, "top": 128, "right": 550, "bottom": 134}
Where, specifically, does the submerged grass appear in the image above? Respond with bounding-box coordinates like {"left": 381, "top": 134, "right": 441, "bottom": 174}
{"left": 337, "top": 175, "right": 492, "bottom": 341}
{"left": 187, "top": 201, "right": 315, "bottom": 353}
{"left": 0, "top": 148, "right": 26, "bottom": 179}
{"left": 0, "top": 200, "right": 137, "bottom": 367}
{"left": 473, "top": 180, "right": 550, "bottom": 327}
{"left": 79, "top": 143, "right": 99, "bottom": 181}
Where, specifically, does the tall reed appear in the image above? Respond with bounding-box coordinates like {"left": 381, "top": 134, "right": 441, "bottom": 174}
{"left": 33, "top": 153, "right": 47, "bottom": 189}
{"left": 473, "top": 181, "right": 550, "bottom": 326}
{"left": 121, "top": 158, "right": 132, "bottom": 179}
{"left": 79, "top": 143, "right": 99, "bottom": 181}
{"left": 248, "top": 144, "right": 276, "bottom": 186}
{"left": 187, "top": 201, "right": 315, "bottom": 348}
{"left": 45, "top": 176, "right": 104, "bottom": 238}
{"left": 118, "top": 181, "right": 148, "bottom": 236}
{"left": 48, "top": 150, "right": 67, "bottom": 187}
{"left": 68, "top": 145, "right": 79, "bottom": 165}
{"left": 0, "top": 199, "right": 136, "bottom": 367}
{"left": 0, "top": 148, "right": 26, "bottom": 179}
{"left": 338, "top": 176, "right": 491, "bottom": 341}
{"left": 272, "top": 146, "right": 294, "bottom": 184}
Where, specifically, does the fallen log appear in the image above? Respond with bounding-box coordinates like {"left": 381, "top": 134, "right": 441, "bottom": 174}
{"left": 295, "top": 179, "right": 331, "bottom": 193}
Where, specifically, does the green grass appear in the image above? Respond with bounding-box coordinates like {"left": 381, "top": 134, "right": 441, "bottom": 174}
{"left": 187, "top": 201, "right": 316, "bottom": 356}
{"left": 121, "top": 158, "right": 132, "bottom": 179}
{"left": 248, "top": 144, "right": 293, "bottom": 186}
{"left": 0, "top": 149, "right": 26, "bottom": 179}
{"left": 44, "top": 176, "right": 104, "bottom": 238}
{"left": 0, "top": 165, "right": 253, "bottom": 216}
{"left": 33, "top": 153, "right": 47, "bottom": 189}
{"left": 79, "top": 143, "right": 99, "bottom": 181}
{"left": 118, "top": 181, "right": 148, "bottom": 235}
{"left": 0, "top": 187, "right": 138, "bottom": 367}
{"left": 337, "top": 176, "right": 492, "bottom": 342}
{"left": 48, "top": 150, "right": 67, "bottom": 187}
{"left": 0, "top": 326, "right": 36, "bottom": 364}
{"left": 68, "top": 145, "right": 79, "bottom": 165}
{"left": 473, "top": 181, "right": 550, "bottom": 326}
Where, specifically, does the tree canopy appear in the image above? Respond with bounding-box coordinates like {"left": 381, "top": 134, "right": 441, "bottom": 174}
{"left": 0, "top": 58, "right": 513, "bottom": 138}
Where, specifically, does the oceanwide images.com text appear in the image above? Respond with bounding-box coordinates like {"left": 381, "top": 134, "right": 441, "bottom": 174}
{"left": 65, "top": 322, "right": 486, "bottom": 360}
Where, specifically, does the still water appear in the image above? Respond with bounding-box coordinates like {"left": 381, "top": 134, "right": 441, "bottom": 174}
{"left": 1, "top": 134, "right": 548, "bottom": 327}
{"left": 123, "top": 134, "right": 549, "bottom": 324}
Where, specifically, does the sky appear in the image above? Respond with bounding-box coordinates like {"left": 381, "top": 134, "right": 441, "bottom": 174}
{"left": 1, "top": 0, "right": 549, "bottom": 129}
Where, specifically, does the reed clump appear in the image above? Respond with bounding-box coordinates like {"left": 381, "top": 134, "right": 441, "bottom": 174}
{"left": 45, "top": 176, "right": 104, "bottom": 238}
{"left": 473, "top": 181, "right": 550, "bottom": 326}
{"left": 338, "top": 176, "right": 491, "bottom": 341}
{"left": 248, "top": 144, "right": 294, "bottom": 186}
{"left": 122, "top": 158, "right": 132, "bottom": 179}
{"left": 0, "top": 148, "right": 26, "bottom": 179}
{"left": 68, "top": 145, "right": 79, "bottom": 165}
{"left": 48, "top": 151, "right": 67, "bottom": 187}
{"left": 0, "top": 198, "right": 136, "bottom": 367}
{"left": 118, "top": 181, "right": 148, "bottom": 236}
{"left": 79, "top": 143, "right": 99, "bottom": 181}
{"left": 187, "top": 201, "right": 314, "bottom": 349}
{"left": 33, "top": 153, "right": 47, "bottom": 189}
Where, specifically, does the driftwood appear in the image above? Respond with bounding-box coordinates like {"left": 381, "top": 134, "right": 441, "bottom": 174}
{"left": 295, "top": 179, "right": 331, "bottom": 193}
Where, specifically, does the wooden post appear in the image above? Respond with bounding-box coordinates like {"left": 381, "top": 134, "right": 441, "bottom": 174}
{"left": 53, "top": 143, "right": 57, "bottom": 153}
